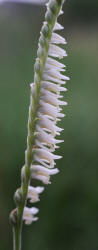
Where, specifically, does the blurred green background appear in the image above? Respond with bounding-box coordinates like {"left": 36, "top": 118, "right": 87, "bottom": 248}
{"left": 0, "top": 1, "right": 98, "bottom": 250}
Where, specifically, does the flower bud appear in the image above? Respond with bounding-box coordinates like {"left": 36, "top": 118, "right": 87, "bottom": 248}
{"left": 9, "top": 208, "right": 17, "bottom": 226}
{"left": 30, "top": 83, "right": 35, "bottom": 96}
{"left": 42, "top": 24, "right": 49, "bottom": 37}
{"left": 21, "top": 165, "right": 26, "bottom": 183}
{"left": 45, "top": 9, "right": 53, "bottom": 23}
{"left": 37, "top": 46, "right": 44, "bottom": 58}
{"left": 14, "top": 188, "right": 22, "bottom": 206}
{"left": 34, "top": 131, "right": 39, "bottom": 137}
{"left": 49, "top": 0, "right": 58, "bottom": 14}
{"left": 39, "top": 33, "right": 46, "bottom": 47}
{"left": 34, "top": 60, "right": 40, "bottom": 73}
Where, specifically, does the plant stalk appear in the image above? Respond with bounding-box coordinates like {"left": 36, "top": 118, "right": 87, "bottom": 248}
{"left": 13, "top": 224, "right": 22, "bottom": 250}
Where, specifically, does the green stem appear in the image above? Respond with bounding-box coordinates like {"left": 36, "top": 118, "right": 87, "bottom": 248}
{"left": 13, "top": 224, "right": 22, "bottom": 250}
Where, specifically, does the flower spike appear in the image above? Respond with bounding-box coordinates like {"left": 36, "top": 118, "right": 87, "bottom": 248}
{"left": 10, "top": 1, "right": 69, "bottom": 249}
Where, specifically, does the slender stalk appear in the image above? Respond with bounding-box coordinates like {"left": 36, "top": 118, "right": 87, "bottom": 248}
{"left": 10, "top": 1, "right": 65, "bottom": 250}
{"left": 13, "top": 224, "right": 22, "bottom": 250}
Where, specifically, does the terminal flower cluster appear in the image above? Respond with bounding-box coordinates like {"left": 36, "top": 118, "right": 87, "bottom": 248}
{"left": 21, "top": 0, "right": 69, "bottom": 224}
{"left": 10, "top": 2, "right": 69, "bottom": 248}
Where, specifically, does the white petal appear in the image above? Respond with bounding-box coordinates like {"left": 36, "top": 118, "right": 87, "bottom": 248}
{"left": 35, "top": 139, "right": 54, "bottom": 152}
{"left": 23, "top": 207, "right": 39, "bottom": 224}
{"left": 39, "top": 101, "right": 65, "bottom": 119}
{"left": 34, "top": 148, "right": 61, "bottom": 168}
{"left": 43, "top": 73, "right": 66, "bottom": 85}
{"left": 34, "top": 148, "right": 61, "bottom": 161}
{"left": 29, "top": 207, "right": 39, "bottom": 215}
{"left": 38, "top": 113, "right": 55, "bottom": 122}
{"left": 36, "top": 125, "right": 63, "bottom": 144}
{"left": 41, "top": 89, "right": 62, "bottom": 106}
{"left": 44, "top": 69, "right": 68, "bottom": 81}
{"left": 32, "top": 164, "right": 59, "bottom": 175}
{"left": 41, "top": 89, "right": 67, "bottom": 107}
{"left": 58, "top": 100, "right": 68, "bottom": 106}
{"left": 34, "top": 155, "right": 55, "bottom": 168}
{"left": 38, "top": 114, "right": 63, "bottom": 135}
{"left": 27, "top": 186, "right": 44, "bottom": 203}
{"left": 36, "top": 126, "right": 55, "bottom": 144}
{"left": 45, "top": 62, "right": 65, "bottom": 72}
{"left": 28, "top": 186, "right": 44, "bottom": 194}
{"left": 53, "top": 22, "right": 64, "bottom": 31}
{"left": 46, "top": 57, "right": 65, "bottom": 69}
{"left": 32, "top": 174, "right": 51, "bottom": 184}
{"left": 38, "top": 114, "right": 56, "bottom": 130}
{"left": 31, "top": 165, "right": 59, "bottom": 184}
{"left": 49, "top": 44, "right": 67, "bottom": 59}
{"left": 58, "top": 9, "right": 64, "bottom": 16}
{"left": 24, "top": 217, "right": 38, "bottom": 225}
{"left": 41, "top": 81, "right": 67, "bottom": 93}
{"left": 28, "top": 195, "right": 39, "bottom": 203}
{"left": 51, "top": 32, "right": 66, "bottom": 45}
{"left": 34, "top": 186, "right": 44, "bottom": 193}
{"left": 30, "top": 82, "right": 35, "bottom": 94}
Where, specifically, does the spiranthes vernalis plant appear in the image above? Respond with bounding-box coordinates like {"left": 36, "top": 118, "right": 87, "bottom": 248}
{"left": 10, "top": 0, "right": 70, "bottom": 249}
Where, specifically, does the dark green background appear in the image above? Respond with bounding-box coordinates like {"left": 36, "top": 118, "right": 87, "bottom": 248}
{"left": 0, "top": 1, "right": 98, "bottom": 249}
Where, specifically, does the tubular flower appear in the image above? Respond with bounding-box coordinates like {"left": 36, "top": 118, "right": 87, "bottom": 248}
{"left": 23, "top": 207, "right": 39, "bottom": 225}
{"left": 11, "top": 0, "right": 69, "bottom": 230}
{"left": 30, "top": 165, "right": 59, "bottom": 184}
{"left": 27, "top": 186, "right": 44, "bottom": 203}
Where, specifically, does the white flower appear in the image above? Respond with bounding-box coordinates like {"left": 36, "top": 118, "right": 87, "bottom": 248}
{"left": 36, "top": 114, "right": 64, "bottom": 138}
{"left": 53, "top": 22, "right": 64, "bottom": 31}
{"left": 46, "top": 57, "right": 65, "bottom": 69}
{"left": 51, "top": 33, "right": 66, "bottom": 45}
{"left": 36, "top": 125, "right": 64, "bottom": 145}
{"left": 23, "top": 207, "right": 39, "bottom": 225}
{"left": 34, "top": 148, "right": 62, "bottom": 169}
{"left": 39, "top": 101, "right": 65, "bottom": 121}
{"left": 41, "top": 81, "right": 67, "bottom": 94}
{"left": 48, "top": 44, "right": 67, "bottom": 59}
{"left": 31, "top": 165, "right": 59, "bottom": 184}
{"left": 27, "top": 186, "right": 44, "bottom": 203}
